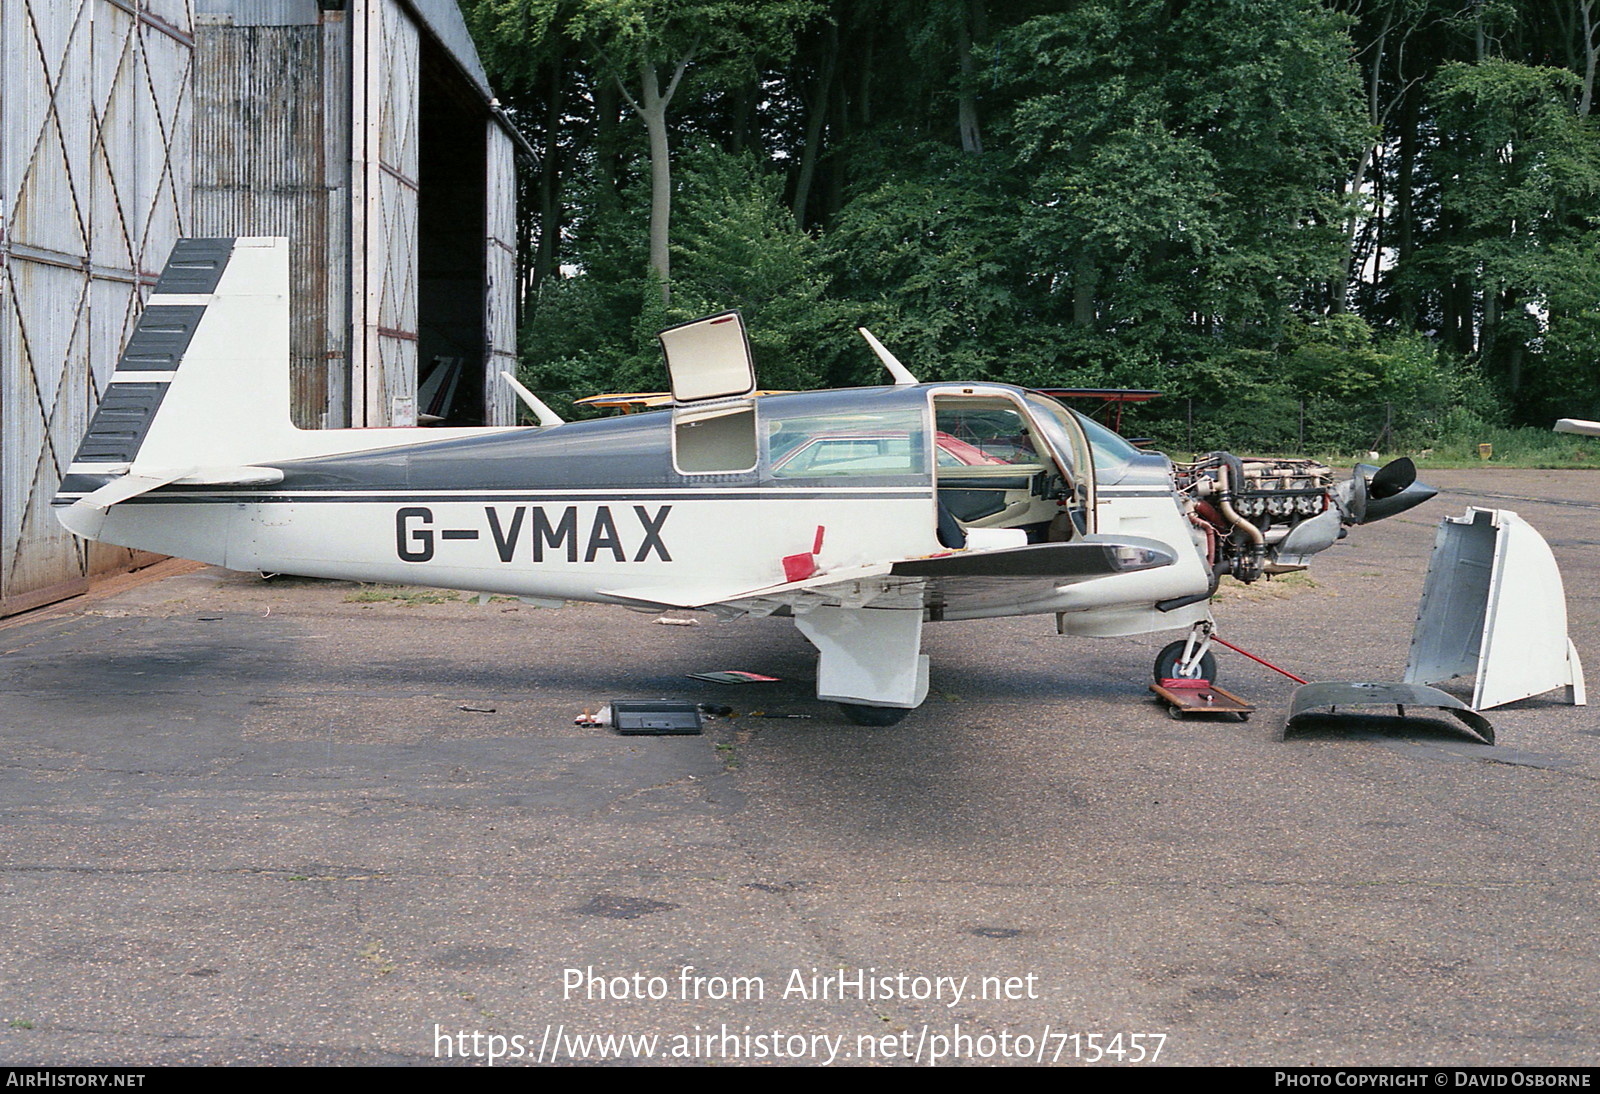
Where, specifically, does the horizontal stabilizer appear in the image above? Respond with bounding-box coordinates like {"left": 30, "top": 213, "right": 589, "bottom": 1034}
{"left": 77, "top": 465, "right": 286, "bottom": 511}
{"left": 79, "top": 471, "right": 187, "bottom": 512}
{"left": 60, "top": 464, "right": 288, "bottom": 539}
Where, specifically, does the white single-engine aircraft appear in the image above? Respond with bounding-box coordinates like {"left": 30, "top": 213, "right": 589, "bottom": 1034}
{"left": 54, "top": 238, "right": 1436, "bottom": 724}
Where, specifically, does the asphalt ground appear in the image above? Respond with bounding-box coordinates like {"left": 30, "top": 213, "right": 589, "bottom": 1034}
{"left": 0, "top": 468, "right": 1596, "bottom": 1067}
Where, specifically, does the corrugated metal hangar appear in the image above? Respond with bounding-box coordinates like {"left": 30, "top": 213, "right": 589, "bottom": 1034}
{"left": 1, "top": 0, "right": 524, "bottom": 616}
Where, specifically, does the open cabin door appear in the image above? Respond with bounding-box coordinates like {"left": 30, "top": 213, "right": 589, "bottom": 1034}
{"left": 931, "top": 391, "right": 1094, "bottom": 544}
{"left": 658, "top": 312, "right": 759, "bottom": 474}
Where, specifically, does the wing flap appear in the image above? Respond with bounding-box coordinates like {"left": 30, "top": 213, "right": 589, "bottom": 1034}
{"left": 600, "top": 560, "right": 898, "bottom": 610}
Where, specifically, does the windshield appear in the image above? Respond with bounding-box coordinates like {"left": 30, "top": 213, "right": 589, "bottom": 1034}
{"left": 1073, "top": 411, "right": 1142, "bottom": 480}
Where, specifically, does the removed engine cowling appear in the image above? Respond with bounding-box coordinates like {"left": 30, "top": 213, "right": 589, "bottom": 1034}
{"left": 1174, "top": 453, "right": 1435, "bottom": 584}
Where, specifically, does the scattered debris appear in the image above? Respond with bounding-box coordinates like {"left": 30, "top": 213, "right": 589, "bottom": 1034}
{"left": 686, "top": 670, "right": 780, "bottom": 685}
{"left": 655, "top": 615, "right": 699, "bottom": 626}
{"left": 611, "top": 699, "right": 703, "bottom": 736}
{"left": 458, "top": 703, "right": 496, "bottom": 714}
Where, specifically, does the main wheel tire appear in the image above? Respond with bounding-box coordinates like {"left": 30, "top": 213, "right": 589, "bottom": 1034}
{"left": 838, "top": 702, "right": 912, "bottom": 727}
{"left": 1154, "top": 640, "right": 1217, "bottom": 683}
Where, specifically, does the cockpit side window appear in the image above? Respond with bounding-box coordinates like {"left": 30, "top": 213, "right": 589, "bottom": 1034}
{"left": 763, "top": 407, "right": 928, "bottom": 480}
{"left": 934, "top": 403, "right": 1044, "bottom": 466}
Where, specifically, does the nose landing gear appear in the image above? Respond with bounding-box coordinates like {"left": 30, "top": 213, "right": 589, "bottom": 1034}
{"left": 1150, "top": 620, "right": 1254, "bottom": 722}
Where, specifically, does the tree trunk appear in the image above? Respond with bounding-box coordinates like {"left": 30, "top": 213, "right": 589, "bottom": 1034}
{"left": 792, "top": 19, "right": 838, "bottom": 225}
{"left": 639, "top": 66, "right": 672, "bottom": 302}
{"left": 823, "top": 35, "right": 861, "bottom": 226}
{"left": 1581, "top": 0, "right": 1597, "bottom": 116}
{"left": 956, "top": 3, "right": 983, "bottom": 154}
{"left": 620, "top": 53, "right": 692, "bottom": 306}
{"left": 1072, "top": 254, "right": 1098, "bottom": 327}
{"left": 1335, "top": 14, "right": 1391, "bottom": 316}
{"left": 533, "top": 48, "right": 565, "bottom": 286}
{"left": 727, "top": 79, "right": 757, "bottom": 152}
{"left": 1395, "top": 84, "right": 1419, "bottom": 325}
{"left": 595, "top": 81, "right": 622, "bottom": 206}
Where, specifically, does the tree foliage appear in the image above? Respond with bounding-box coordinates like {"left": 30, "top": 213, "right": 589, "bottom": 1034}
{"left": 461, "top": 0, "right": 1600, "bottom": 442}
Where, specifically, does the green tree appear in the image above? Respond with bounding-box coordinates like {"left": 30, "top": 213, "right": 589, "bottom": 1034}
{"left": 999, "top": 0, "right": 1365, "bottom": 362}
{"left": 1427, "top": 60, "right": 1600, "bottom": 413}
{"left": 669, "top": 149, "right": 849, "bottom": 390}
{"left": 567, "top": 0, "right": 820, "bottom": 301}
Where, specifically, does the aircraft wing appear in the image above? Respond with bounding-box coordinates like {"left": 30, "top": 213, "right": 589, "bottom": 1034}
{"left": 601, "top": 537, "right": 1177, "bottom": 615}
{"left": 887, "top": 537, "right": 1176, "bottom": 615}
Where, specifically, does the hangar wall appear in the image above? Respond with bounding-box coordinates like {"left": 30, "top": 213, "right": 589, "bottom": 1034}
{"left": 484, "top": 120, "right": 517, "bottom": 429}
{"left": 192, "top": 2, "right": 345, "bottom": 428}
{"left": 1, "top": 0, "right": 524, "bottom": 616}
{"left": 0, "top": 0, "right": 193, "bottom": 616}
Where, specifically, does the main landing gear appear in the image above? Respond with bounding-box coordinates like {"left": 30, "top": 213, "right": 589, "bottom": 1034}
{"left": 837, "top": 702, "right": 913, "bottom": 727}
{"left": 795, "top": 606, "right": 929, "bottom": 729}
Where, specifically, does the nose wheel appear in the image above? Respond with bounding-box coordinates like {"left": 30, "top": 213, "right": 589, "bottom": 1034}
{"left": 1154, "top": 620, "right": 1218, "bottom": 683}
{"left": 1154, "top": 639, "right": 1216, "bottom": 684}
{"left": 1149, "top": 620, "right": 1255, "bottom": 722}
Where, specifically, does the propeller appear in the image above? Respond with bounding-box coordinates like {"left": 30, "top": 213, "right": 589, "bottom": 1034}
{"left": 1335, "top": 464, "right": 1372, "bottom": 524}
{"left": 1337, "top": 457, "right": 1436, "bottom": 525}
{"left": 1368, "top": 456, "right": 1416, "bottom": 499}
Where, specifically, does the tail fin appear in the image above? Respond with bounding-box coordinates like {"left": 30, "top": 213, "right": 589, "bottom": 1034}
{"left": 53, "top": 238, "right": 296, "bottom": 536}
{"left": 55, "top": 236, "right": 519, "bottom": 539}
{"left": 80, "top": 237, "right": 294, "bottom": 472}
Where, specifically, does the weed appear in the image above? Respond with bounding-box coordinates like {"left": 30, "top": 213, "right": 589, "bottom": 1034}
{"left": 1212, "top": 570, "right": 1320, "bottom": 603}
{"left": 343, "top": 584, "right": 462, "bottom": 605}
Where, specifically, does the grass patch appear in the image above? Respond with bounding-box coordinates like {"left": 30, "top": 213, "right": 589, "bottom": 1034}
{"left": 1212, "top": 570, "right": 1320, "bottom": 603}
{"left": 1408, "top": 425, "right": 1600, "bottom": 469}
{"left": 344, "top": 584, "right": 464, "bottom": 605}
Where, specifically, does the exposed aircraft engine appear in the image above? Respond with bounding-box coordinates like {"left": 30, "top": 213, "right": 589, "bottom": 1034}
{"left": 1174, "top": 452, "right": 1434, "bottom": 584}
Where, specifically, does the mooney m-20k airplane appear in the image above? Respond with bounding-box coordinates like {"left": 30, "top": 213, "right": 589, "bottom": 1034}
{"left": 53, "top": 238, "right": 1435, "bottom": 724}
